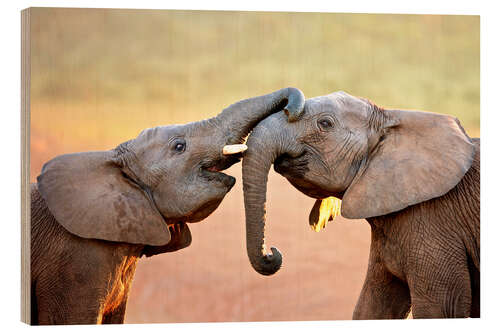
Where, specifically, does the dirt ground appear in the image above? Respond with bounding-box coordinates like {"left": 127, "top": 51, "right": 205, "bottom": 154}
{"left": 124, "top": 166, "right": 371, "bottom": 323}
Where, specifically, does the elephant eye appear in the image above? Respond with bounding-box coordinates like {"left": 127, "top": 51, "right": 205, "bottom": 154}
{"left": 172, "top": 139, "right": 186, "bottom": 153}
{"left": 318, "top": 118, "right": 334, "bottom": 130}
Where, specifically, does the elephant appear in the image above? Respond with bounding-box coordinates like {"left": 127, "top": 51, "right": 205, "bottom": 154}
{"left": 30, "top": 87, "right": 305, "bottom": 325}
{"left": 241, "top": 91, "right": 479, "bottom": 319}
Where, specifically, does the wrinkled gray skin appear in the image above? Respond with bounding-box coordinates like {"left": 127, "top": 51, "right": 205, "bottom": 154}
{"left": 31, "top": 87, "right": 305, "bottom": 325}
{"left": 243, "top": 91, "right": 479, "bottom": 319}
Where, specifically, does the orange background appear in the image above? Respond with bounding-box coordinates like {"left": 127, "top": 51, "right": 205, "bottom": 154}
{"left": 29, "top": 8, "right": 479, "bottom": 322}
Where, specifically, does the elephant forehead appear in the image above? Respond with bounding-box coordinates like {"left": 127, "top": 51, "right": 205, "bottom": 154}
{"left": 327, "top": 91, "right": 369, "bottom": 110}
{"left": 306, "top": 95, "right": 331, "bottom": 106}
{"left": 303, "top": 96, "right": 334, "bottom": 115}
{"left": 131, "top": 125, "right": 188, "bottom": 152}
{"left": 306, "top": 92, "right": 370, "bottom": 120}
{"left": 137, "top": 125, "right": 185, "bottom": 141}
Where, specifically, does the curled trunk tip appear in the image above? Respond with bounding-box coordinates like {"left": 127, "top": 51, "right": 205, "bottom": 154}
{"left": 213, "top": 87, "right": 305, "bottom": 144}
{"left": 250, "top": 247, "right": 282, "bottom": 276}
{"left": 284, "top": 87, "right": 305, "bottom": 122}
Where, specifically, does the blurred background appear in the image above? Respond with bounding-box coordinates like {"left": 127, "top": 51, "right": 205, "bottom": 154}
{"left": 29, "top": 8, "right": 479, "bottom": 322}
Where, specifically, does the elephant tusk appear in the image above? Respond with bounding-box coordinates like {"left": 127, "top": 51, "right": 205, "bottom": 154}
{"left": 222, "top": 144, "right": 248, "bottom": 155}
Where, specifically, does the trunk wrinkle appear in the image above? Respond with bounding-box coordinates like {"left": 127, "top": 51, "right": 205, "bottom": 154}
{"left": 243, "top": 118, "right": 291, "bottom": 276}
{"left": 214, "top": 88, "right": 305, "bottom": 145}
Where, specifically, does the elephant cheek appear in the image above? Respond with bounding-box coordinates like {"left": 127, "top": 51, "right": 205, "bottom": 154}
{"left": 152, "top": 187, "right": 188, "bottom": 220}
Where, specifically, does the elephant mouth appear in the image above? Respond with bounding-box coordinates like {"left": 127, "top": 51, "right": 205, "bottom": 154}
{"left": 274, "top": 152, "right": 309, "bottom": 179}
{"left": 199, "top": 155, "right": 241, "bottom": 188}
{"left": 274, "top": 153, "right": 340, "bottom": 199}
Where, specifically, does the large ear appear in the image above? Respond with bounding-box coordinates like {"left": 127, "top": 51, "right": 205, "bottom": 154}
{"left": 37, "top": 151, "right": 171, "bottom": 246}
{"left": 342, "top": 109, "right": 476, "bottom": 219}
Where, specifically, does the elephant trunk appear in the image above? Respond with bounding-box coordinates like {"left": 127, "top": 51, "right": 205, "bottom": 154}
{"left": 242, "top": 113, "right": 299, "bottom": 275}
{"left": 213, "top": 87, "right": 305, "bottom": 145}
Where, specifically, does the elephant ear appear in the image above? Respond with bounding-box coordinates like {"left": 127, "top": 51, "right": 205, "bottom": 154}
{"left": 341, "top": 109, "right": 475, "bottom": 219}
{"left": 37, "top": 151, "right": 171, "bottom": 246}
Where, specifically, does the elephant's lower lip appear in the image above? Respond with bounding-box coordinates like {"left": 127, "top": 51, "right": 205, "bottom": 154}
{"left": 200, "top": 168, "right": 236, "bottom": 188}
{"left": 185, "top": 197, "right": 227, "bottom": 223}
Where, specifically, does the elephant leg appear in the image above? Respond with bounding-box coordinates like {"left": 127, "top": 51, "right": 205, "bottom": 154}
{"left": 101, "top": 283, "right": 133, "bottom": 324}
{"left": 35, "top": 283, "right": 102, "bottom": 324}
{"left": 468, "top": 257, "right": 480, "bottom": 318}
{"left": 101, "top": 300, "right": 128, "bottom": 324}
{"left": 34, "top": 266, "right": 106, "bottom": 325}
{"left": 101, "top": 259, "right": 137, "bottom": 324}
{"left": 353, "top": 259, "right": 411, "bottom": 319}
{"left": 30, "top": 282, "right": 39, "bottom": 325}
{"left": 408, "top": 250, "right": 471, "bottom": 318}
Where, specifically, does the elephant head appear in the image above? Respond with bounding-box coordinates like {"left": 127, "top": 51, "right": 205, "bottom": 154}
{"left": 37, "top": 87, "right": 305, "bottom": 249}
{"left": 242, "top": 91, "right": 475, "bottom": 275}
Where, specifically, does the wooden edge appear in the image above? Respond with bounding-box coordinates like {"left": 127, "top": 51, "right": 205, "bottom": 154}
{"left": 21, "top": 7, "right": 31, "bottom": 325}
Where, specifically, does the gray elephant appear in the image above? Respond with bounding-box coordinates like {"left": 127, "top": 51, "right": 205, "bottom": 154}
{"left": 241, "top": 91, "right": 479, "bottom": 319}
{"left": 30, "top": 87, "right": 305, "bottom": 325}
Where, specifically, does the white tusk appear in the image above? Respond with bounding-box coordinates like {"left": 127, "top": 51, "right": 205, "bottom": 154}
{"left": 222, "top": 144, "right": 248, "bottom": 155}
